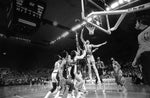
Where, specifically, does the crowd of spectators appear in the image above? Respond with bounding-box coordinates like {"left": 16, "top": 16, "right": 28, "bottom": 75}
{"left": 0, "top": 68, "right": 52, "bottom": 86}
{"left": 0, "top": 62, "right": 143, "bottom": 86}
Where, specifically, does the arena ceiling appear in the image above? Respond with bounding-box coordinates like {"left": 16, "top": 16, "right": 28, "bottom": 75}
{"left": 0, "top": 0, "right": 149, "bottom": 68}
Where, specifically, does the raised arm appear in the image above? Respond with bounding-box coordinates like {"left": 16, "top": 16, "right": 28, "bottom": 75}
{"left": 92, "top": 48, "right": 98, "bottom": 53}
{"left": 73, "top": 63, "right": 77, "bottom": 75}
{"left": 75, "top": 50, "right": 86, "bottom": 60}
{"left": 92, "top": 41, "right": 107, "bottom": 48}
{"left": 80, "top": 28, "right": 86, "bottom": 44}
{"left": 75, "top": 31, "right": 82, "bottom": 53}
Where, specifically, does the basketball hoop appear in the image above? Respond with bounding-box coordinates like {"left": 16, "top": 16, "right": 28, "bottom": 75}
{"left": 85, "top": 15, "right": 102, "bottom": 35}
{"left": 85, "top": 23, "right": 95, "bottom": 35}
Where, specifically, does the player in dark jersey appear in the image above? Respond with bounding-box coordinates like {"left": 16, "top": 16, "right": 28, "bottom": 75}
{"left": 95, "top": 57, "right": 105, "bottom": 84}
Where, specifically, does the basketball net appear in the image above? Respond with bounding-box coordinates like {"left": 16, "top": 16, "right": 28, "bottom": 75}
{"left": 85, "top": 15, "right": 102, "bottom": 35}
{"left": 85, "top": 23, "right": 95, "bottom": 35}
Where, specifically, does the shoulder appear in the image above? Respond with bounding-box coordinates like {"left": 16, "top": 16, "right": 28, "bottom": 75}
{"left": 140, "top": 26, "right": 150, "bottom": 35}
{"left": 61, "top": 59, "right": 66, "bottom": 64}
{"left": 74, "top": 56, "right": 78, "bottom": 61}
{"left": 55, "top": 61, "right": 59, "bottom": 65}
{"left": 90, "top": 44, "right": 94, "bottom": 47}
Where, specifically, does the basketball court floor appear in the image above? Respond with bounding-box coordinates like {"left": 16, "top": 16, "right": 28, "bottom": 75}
{"left": 0, "top": 78, "right": 150, "bottom": 98}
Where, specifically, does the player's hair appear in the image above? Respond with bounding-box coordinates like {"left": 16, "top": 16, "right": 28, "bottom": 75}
{"left": 60, "top": 50, "right": 67, "bottom": 58}
{"left": 70, "top": 50, "right": 76, "bottom": 59}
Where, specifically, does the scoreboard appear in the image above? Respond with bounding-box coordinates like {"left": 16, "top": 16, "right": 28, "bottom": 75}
{"left": 14, "top": 0, "right": 46, "bottom": 26}
{"left": 7, "top": 0, "right": 46, "bottom": 36}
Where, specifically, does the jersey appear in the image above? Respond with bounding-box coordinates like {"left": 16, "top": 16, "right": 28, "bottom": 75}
{"left": 58, "top": 59, "right": 66, "bottom": 79}
{"left": 51, "top": 60, "right": 61, "bottom": 83}
{"left": 85, "top": 44, "right": 93, "bottom": 55}
{"left": 112, "top": 60, "right": 121, "bottom": 74}
{"left": 53, "top": 60, "right": 61, "bottom": 73}
{"left": 96, "top": 61, "right": 104, "bottom": 69}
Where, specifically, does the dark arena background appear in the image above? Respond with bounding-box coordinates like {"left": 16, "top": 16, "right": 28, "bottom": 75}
{"left": 0, "top": 0, "right": 150, "bottom": 98}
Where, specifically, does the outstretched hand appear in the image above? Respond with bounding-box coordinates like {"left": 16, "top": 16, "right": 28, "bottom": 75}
{"left": 132, "top": 59, "right": 137, "bottom": 67}
{"left": 92, "top": 48, "right": 98, "bottom": 53}
{"left": 96, "top": 41, "right": 107, "bottom": 48}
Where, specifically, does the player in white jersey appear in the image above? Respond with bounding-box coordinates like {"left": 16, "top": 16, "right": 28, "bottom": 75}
{"left": 111, "top": 58, "right": 126, "bottom": 92}
{"left": 44, "top": 55, "right": 62, "bottom": 98}
{"left": 132, "top": 15, "right": 150, "bottom": 85}
{"left": 70, "top": 49, "right": 87, "bottom": 98}
{"left": 80, "top": 28, "right": 107, "bottom": 83}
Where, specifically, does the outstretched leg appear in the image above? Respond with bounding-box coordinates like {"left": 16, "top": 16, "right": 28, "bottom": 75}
{"left": 87, "top": 59, "right": 92, "bottom": 83}
{"left": 44, "top": 82, "right": 58, "bottom": 98}
{"left": 92, "top": 62, "right": 101, "bottom": 83}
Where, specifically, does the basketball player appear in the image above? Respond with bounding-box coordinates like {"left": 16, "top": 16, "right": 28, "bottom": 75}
{"left": 80, "top": 28, "right": 107, "bottom": 83}
{"left": 44, "top": 55, "right": 62, "bottom": 98}
{"left": 70, "top": 49, "right": 87, "bottom": 98}
{"left": 111, "top": 58, "right": 126, "bottom": 92}
{"left": 95, "top": 57, "right": 105, "bottom": 84}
